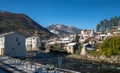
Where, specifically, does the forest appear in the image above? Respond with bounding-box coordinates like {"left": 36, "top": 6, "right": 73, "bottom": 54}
{"left": 96, "top": 16, "right": 120, "bottom": 32}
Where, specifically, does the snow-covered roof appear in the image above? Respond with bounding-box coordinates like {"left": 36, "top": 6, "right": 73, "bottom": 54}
{"left": 0, "top": 32, "right": 15, "bottom": 37}
{"left": 87, "top": 47, "right": 94, "bottom": 50}
{"left": 117, "top": 28, "right": 120, "bottom": 30}
{"left": 113, "top": 32, "right": 120, "bottom": 34}
{"left": 46, "top": 40, "right": 71, "bottom": 45}
{"left": 47, "top": 41, "right": 55, "bottom": 45}
{"left": 82, "top": 43, "right": 89, "bottom": 47}
{"left": 26, "top": 36, "right": 40, "bottom": 39}
{"left": 82, "top": 43, "right": 94, "bottom": 50}
{"left": 67, "top": 43, "right": 76, "bottom": 46}
{"left": 60, "top": 37, "right": 70, "bottom": 41}
{"left": 100, "top": 34, "right": 107, "bottom": 36}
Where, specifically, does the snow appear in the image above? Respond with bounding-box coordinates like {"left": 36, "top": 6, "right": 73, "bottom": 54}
{"left": 0, "top": 56, "right": 80, "bottom": 73}
{"left": 60, "top": 37, "right": 70, "bottom": 41}
{"left": 0, "top": 56, "right": 64, "bottom": 73}
{"left": 117, "top": 28, "right": 120, "bottom": 30}
{"left": 67, "top": 43, "right": 76, "bottom": 46}
{"left": 50, "top": 30, "right": 59, "bottom": 34}
{"left": 67, "top": 30, "right": 73, "bottom": 33}
{"left": 56, "top": 24, "right": 62, "bottom": 29}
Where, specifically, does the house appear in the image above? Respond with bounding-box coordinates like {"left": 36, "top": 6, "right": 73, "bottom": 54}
{"left": 99, "top": 34, "right": 107, "bottom": 41}
{"left": 45, "top": 37, "right": 73, "bottom": 52}
{"left": 81, "top": 29, "right": 94, "bottom": 40}
{"left": 81, "top": 43, "right": 94, "bottom": 56}
{"left": 0, "top": 32, "right": 26, "bottom": 57}
{"left": 89, "top": 39, "right": 96, "bottom": 45}
{"left": 26, "top": 36, "right": 41, "bottom": 51}
{"left": 45, "top": 40, "right": 71, "bottom": 52}
{"left": 67, "top": 43, "right": 77, "bottom": 54}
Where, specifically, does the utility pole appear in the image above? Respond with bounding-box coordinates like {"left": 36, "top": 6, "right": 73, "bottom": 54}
{"left": 58, "top": 55, "right": 62, "bottom": 72}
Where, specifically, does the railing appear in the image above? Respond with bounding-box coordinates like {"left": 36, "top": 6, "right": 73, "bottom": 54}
{"left": 0, "top": 56, "right": 80, "bottom": 73}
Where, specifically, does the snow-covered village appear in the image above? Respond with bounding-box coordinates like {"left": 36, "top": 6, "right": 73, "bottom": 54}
{"left": 0, "top": 0, "right": 120, "bottom": 73}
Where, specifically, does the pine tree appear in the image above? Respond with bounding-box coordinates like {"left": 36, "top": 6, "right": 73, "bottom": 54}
{"left": 75, "top": 34, "right": 80, "bottom": 44}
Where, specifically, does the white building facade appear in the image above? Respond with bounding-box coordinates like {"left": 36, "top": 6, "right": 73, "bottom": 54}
{"left": 81, "top": 29, "right": 94, "bottom": 40}
{"left": 26, "top": 36, "right": 41, "bottom": 51}
{"left": 0, "top": 32, "right": 26, "bottom": 57}
{"left": 67, "top": 43, "right": 77, "bottom": 54}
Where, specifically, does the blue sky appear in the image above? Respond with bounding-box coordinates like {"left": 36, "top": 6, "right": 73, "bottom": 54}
{"left": 0, "top": 0, "right": 120, "bottom": 31}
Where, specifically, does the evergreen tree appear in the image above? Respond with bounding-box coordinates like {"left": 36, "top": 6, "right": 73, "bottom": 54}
{"left": 96, "top": 16, "right": 120, "bottom": 32}
{"left": 75, "top": 34, "right": 80, "bottom": 44}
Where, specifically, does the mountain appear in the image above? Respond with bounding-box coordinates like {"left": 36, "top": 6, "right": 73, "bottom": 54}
{"left": 0, "top": 11, "right": 53, "bottom": 38}
{"left": 46, "top": 24, "right": 82, "bottom": 36}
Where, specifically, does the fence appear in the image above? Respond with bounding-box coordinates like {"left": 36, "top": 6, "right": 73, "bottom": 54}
{"left": 0, "top": 56, "right": 80, "bottom": 73}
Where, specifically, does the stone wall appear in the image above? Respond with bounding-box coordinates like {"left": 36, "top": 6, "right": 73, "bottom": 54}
{"left": 87, "top": 55, "right": 120, "bottom": 64}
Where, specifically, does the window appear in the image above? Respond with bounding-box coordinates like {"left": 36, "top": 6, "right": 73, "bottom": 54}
{"left": 16, "top": 37, "right": 19, "bottom": 41}
{"left": 69, "top": 47, "right": 71, "bottom": 49}
{"left": 12, "top": 48, "right": 15, "bottom": 50}
{"left": 18, "top": 42, "right": 20, "bottom": 46}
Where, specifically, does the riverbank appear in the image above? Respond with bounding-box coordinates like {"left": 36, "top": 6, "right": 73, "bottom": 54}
{"left": 67, "top": 54, "right": 120, "bottom": 64}
{"left": 31, "top": 55, "right": 120, "bottom": 73}
{"left": 25, "top": 51, "right": 120, "bottom": 73}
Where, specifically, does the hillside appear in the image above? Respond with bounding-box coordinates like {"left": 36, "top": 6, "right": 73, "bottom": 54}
{"left": 0, "top": 11, "right": 53, "bottom": 38}
{"left": 96, "top": 16, "right": 120, "bottom": 32}
{"left": 46, "top": 24, "right": 82, "bottom": 36}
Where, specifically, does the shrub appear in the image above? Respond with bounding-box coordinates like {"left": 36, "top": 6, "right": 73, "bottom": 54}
{"left": 99, "top": 36, "right": 120, "bottom": 56}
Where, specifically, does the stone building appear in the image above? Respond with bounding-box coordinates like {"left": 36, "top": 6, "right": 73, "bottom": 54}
{"left": 67, "top": 43, "right": 77, "bottom": 54}
{"left": 0, "top": 32, "right": 26, "bottom": 57}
